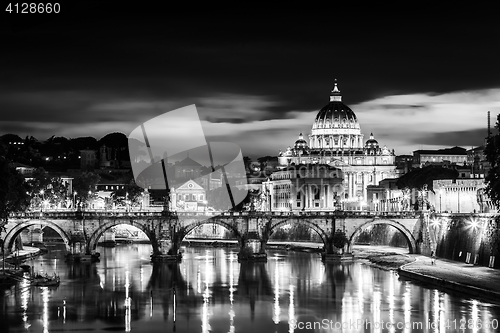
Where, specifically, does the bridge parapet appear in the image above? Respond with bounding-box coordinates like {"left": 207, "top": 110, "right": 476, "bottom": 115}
{"left": 432, "top": 212, "right": 497, "bottom": 219}
{"left": 5, "top": 209, "right": 460, "bottom": 262}
{"left": 9, "top": 209, "right": 429, "bottom": 220}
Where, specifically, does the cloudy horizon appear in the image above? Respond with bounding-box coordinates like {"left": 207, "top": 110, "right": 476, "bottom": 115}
{"left": 2, "top": 4, "right": 499, "bottom": 159}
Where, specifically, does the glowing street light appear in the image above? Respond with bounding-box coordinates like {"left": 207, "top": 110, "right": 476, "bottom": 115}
{"left": 468, "top": 218, "right": 479, "bottom": 231}
{"left": 430, "top": 217, "right": 441, "bottom": 227}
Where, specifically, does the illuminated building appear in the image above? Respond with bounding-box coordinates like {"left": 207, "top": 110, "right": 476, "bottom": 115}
{"left": 277, "top": 81, "right": 400, "bottom": 210}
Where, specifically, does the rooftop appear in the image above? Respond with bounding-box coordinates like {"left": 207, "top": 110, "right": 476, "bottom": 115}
{"left": 414, "top": 146, "right": 467, "bottom": 155}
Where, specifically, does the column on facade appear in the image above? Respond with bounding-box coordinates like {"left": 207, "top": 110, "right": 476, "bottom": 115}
{"left": 306, "top": 184, "right": 311, "bottom": 208}
{"left": 345, "top": 173, "right": 350, "bottom": 199}
{"left": 348, "top": 172, "right": 353, "bottom": 199}
{"left": 352, "top": 172, "right": 357, "bottom": 199}
{"left": 271, "top": 186, "right": 278, "bottom": 210}
{"left": 322, "top": 184, "right": 326, "bottom": 209}
{"left": 302, "top": 184, "right": 309, "bottom": 208}
{"left": 344, "top": 173, "right": 348, "bottom": 199}
{"left": 348, "top": 172, "right": 356, "bottom": 198}
{"left": 311, "top": 184, "right": 315, "bottom": 208}
{"left": 353, "top": 172, "right": 357, "bottom": 199}
{"left": 325, "top": 184, "right": 329, "bottom": 209}
{"left": 362, "top": 172, "right": 368, "bottom": 201}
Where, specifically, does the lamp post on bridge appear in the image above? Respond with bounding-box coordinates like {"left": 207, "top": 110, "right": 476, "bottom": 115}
{"left": 40, "top": 189, "right": 45, "bottom": 212}
{"left": 438, "top": 189, "right": 443, "bottom": 213}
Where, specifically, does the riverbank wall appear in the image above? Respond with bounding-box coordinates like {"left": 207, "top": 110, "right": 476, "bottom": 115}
{"left": 398, "top": 259, "right": 500, "bottom": 304}
{"left": 429, "top": 213, "right": 499, "bottom": 269}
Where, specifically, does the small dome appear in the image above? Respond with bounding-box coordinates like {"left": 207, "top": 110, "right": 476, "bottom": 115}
{"left": 294, "top": 133, "right": 308, "bottom": 149}
{"left": 365, "top": 133, "right": 379, "bottom": 148}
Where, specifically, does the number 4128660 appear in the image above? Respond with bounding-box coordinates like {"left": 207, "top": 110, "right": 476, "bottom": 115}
{"left": 6, "top": 3, "right": 60, "bottom": 14}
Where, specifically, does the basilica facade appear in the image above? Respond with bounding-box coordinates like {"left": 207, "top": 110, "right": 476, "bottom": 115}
{"left": 276, "top": 81, "right": 400, "bottom": 210}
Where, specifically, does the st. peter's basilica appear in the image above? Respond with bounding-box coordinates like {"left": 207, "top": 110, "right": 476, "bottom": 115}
{"left": 272, "top": 80, "right": 401, "bottom": 210}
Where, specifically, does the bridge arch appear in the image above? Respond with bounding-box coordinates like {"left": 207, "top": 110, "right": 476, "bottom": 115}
{"left": 87, "top": 219, "right": 159, "bottom": 254}
{"left": 348, "top": 219, "right": 417, "bottom": 254}
{"left": 178, "top": 218, "right": 244, "bottom": 244}
{"left": 2, "top": 220, "right": 72, "bottom": 253}
{"left": 269, "top": 218, "right": 329, "bottom": 245}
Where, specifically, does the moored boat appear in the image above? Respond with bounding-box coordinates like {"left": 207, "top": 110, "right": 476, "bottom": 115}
{"left": 30, "top": 272, "right": 60, "bottom": 287}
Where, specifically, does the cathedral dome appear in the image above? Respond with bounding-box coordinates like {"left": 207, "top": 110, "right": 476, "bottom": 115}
{"left": 309, "top": 80, "right": 363, "bottom": 150}
{"left": 313, "top": 82, "right": 358, "bottom": 129}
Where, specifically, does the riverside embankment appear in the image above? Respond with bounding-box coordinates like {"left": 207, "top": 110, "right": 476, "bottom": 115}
{"left": 352, "top": 245, "right": 500, "bottom": 304}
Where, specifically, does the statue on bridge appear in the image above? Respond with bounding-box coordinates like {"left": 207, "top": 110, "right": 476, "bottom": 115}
{"left": 244, "top": 189, "right": 268, "bottom": 212}
{"left": 401, "top": 187, "right": 411, "bottom": 211}
{"left": 477, "top": 188, "right": 486, "bottom": 213}
{"left": 417, "top": 184, "right": 430, "bottom": 211}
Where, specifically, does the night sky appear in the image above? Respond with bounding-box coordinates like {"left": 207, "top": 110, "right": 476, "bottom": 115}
{"left": 2, "top": 3, "right": 500, "bottom": 158}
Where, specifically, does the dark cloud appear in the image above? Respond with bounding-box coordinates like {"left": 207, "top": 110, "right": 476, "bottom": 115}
{"left": 205, "top": 117, "right": 247, "bottom": 124}
{"left": 416, "top": 129, "right": 488, "bottom": 147}
{"left": 377, "top": 104, "right": 426, "bottom": 110}
{"left": 1, "top": 5, "right": 500, "bottom": 152}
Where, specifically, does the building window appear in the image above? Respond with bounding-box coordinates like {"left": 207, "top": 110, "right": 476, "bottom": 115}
{"left": 297, "top": 202, "right": 301, "bottom": 207}
{"left": 296, "top": 192, "right": 301, "bottom": 199}
{"left": 315, "top": 202, "right": 319, "bottom": 207}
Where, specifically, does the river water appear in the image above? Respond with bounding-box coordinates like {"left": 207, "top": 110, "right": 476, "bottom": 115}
{"left": 1, "top": 244, "right": 500, "bottom": 333}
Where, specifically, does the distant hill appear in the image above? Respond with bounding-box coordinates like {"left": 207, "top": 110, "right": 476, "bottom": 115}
{"left": 98, "top": 132, "right": 128, "bottom": 148}
{"left": 69, "top": 137, "right": 98, "bottom": 150}
{"left": 0, "top": 133, "right": 23, "bottom": 143}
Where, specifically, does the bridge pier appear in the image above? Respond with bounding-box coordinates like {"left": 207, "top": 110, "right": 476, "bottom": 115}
{"left": 66, "top": 239, "right": 100, "bottom": 263}
{"left": 321, "top": 234, "right": 354, "bottom": 263}
{"left": 151, "top": 239, "right": 183, "bottom": 263}
{"left": 237, "top": 232, "right": 267, "bottom": 262}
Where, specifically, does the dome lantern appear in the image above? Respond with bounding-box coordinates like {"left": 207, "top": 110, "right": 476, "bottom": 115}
{"left": 330, "top": 79, "right": 342, "bottom": 102}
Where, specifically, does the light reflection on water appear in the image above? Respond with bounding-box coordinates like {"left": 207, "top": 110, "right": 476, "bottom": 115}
{"left": 1, "top": 244, "right": 500, "bottom": 332}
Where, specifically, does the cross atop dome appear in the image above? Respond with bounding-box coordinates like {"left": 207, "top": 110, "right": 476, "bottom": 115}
{"left": 330, "top": 79, "right": 342, "bottom": 102}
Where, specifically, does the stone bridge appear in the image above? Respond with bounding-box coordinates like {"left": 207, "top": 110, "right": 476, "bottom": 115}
{"left": 1, "top": 209, "right": 430, "bottom": 262}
